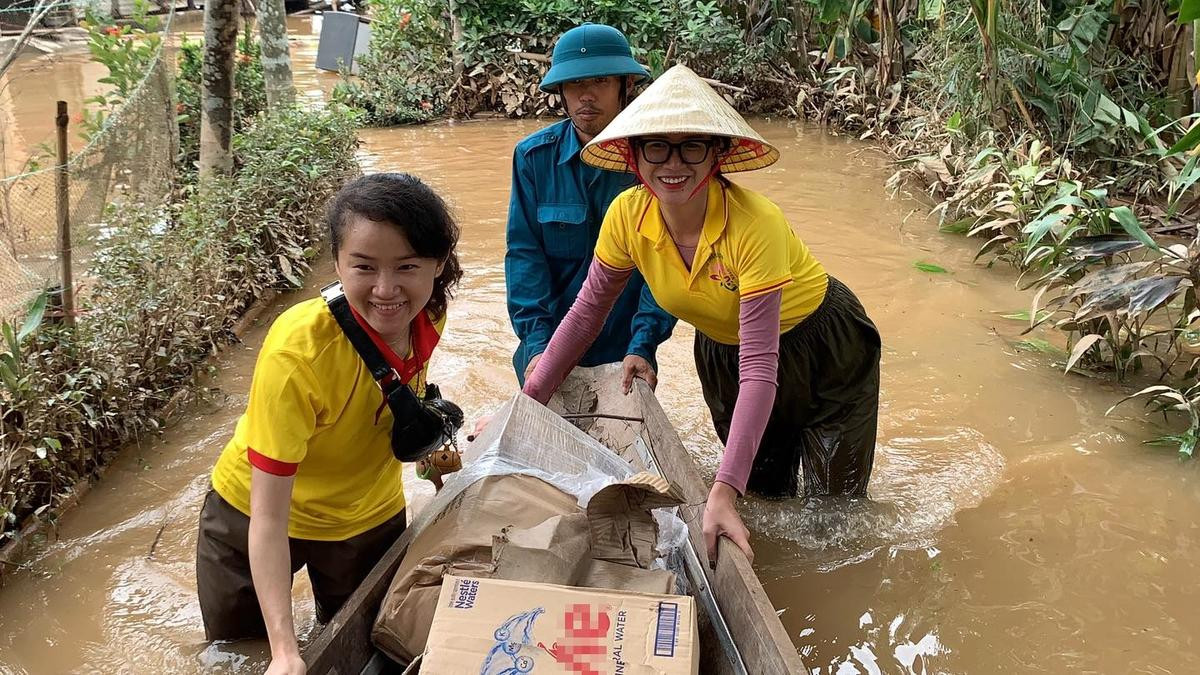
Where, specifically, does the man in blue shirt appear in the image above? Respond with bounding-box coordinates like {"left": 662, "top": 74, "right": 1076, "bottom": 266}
{"left": 506, "top": 23, "right": 676, "bottom": 389}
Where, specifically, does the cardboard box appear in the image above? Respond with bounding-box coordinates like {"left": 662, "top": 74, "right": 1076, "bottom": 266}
{"left": 419, "top": 575, "right": 698, "bottom": 675}
{"left": 373, "top": 472, "right": 683, "bottom": 663}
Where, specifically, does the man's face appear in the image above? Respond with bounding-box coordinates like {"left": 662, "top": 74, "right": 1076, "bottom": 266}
{"left": 561, "top": 76, "right": 626, "bottom": 141}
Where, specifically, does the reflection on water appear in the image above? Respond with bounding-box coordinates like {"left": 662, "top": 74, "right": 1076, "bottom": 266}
{"left": 2, "top": 22, "right": 1200, "bottom": 675}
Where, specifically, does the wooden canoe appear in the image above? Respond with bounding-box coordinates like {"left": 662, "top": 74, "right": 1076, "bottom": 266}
{"left": 302, "top": 365, "right": 805, "bottom": 675}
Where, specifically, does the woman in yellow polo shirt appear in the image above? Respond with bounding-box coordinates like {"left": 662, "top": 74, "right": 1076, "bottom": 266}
{"left": 195, "top": 173, "right": 462, "bottom": 674}
{"left": 523, "top": 65, "right": 881, "bottom": 565}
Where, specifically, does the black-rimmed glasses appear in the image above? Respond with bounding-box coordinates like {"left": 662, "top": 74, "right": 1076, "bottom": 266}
{"left": 634, "top": 139, "right": 715, "bottom": 165}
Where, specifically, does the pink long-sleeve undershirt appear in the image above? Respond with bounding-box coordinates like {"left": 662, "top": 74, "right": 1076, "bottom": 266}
{"left": 523, "top": 252, "right": 782, "bottom": 495}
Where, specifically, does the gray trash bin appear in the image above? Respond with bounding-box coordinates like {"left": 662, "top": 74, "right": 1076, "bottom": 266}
{"left": 316, "top": 12, "right": 371, "bottom": 75}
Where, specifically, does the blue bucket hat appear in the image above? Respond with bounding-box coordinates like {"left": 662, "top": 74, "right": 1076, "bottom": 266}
{"left": 539, "top": 23, "right": 650, "bottom": 93}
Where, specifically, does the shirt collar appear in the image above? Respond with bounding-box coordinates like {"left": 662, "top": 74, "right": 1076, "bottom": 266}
{"left": 557, "top": 122, "right": 584, "bottom": 166}
{"left": 637, "top": 180, "right": 729, "bottom": 248}
{"left": 699, "top": 180, "right": 730, "bottom": 245}
{"left": 347, "top": 306, "right": 442, "bottom": 386}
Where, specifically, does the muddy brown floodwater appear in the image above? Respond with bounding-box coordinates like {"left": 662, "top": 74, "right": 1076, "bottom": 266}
{"left": 2, "top": 18, "right": 1200, "bottom": 675}
{"left": 0, "top": 14, "right": 336, "bottom": 176}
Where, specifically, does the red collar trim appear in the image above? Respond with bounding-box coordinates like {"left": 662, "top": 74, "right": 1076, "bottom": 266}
{"left": 348, "top": 306, "right": 441, "bottom": 385}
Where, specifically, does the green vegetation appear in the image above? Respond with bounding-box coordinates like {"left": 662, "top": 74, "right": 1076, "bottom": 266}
{"left": 333, "top": 0, "right": 799, "bottom": 124}
{"left": 334, "top": 0, "right": 1200, "bottom": 457}
{"left": 0, "top": 18, "right": 360, "bottom": 544}
{"left": 77, "top": 1, "right": 164, "bottom": 138}
{"left": 176, "top": 35, "right": 268, "bottom": 178}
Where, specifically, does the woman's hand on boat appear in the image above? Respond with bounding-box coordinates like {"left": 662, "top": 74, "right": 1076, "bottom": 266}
{"left": 524, "top": 354, "right": 543, "bottom": 382}
{"left": 621, "top": 354, "right": 657, "bottom": 393}
{"left": 466, "top": 414, "right": 493, "bottom": 442}
{"left": 264, "top": 650, "right": 306, "bottom": 675}
{"left": 703, "top": 481, "right": 753, "bottom": 566}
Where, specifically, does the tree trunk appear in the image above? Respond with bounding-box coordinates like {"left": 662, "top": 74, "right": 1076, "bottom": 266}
{"left": 792, "top": 1, "right": 811, "bottom": 76}
{"left": 448, "top": 0, "right": 464, "bottom": 83}
{"left": 199, "top": 0, "right": 238, "bottom": 177}
{"left": 259, "top": 0, "right": 294, "bottom": 108}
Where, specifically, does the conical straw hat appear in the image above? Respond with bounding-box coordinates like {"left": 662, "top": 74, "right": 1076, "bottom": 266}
{"left": 581, "top": 64, "right": 778, "bottom": 174}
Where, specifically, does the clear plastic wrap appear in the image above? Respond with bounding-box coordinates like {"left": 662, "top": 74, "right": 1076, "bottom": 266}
{"left": 406, "top": 392, "right": 688, "bottom": 563}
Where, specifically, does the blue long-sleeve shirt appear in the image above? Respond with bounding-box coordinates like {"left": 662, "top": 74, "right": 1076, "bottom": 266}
{"left": 505, "top": 118, "right": 676, "bottom": 383}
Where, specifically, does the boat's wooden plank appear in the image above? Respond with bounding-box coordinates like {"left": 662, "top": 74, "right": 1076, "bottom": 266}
{"left": 550, "top": 363, "right": 644, "bottom": 464}
{"left": 304, "top": 525, "right": 413, "bottom": 674}
{"left": 634, "top": 379, "right": 806, "bottom": 675}
{"left": 553, "top": 373, "right": 737, "bottom": 675}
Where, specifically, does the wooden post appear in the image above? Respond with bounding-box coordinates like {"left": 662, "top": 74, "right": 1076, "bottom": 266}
{"left": 54, "top": 101, "right": 74, "bottom": 327}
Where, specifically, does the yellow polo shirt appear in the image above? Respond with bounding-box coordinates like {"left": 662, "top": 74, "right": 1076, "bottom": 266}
{"left": 211, "top": 297, "right": 444, "bottom": 541}
{"left": 595, "top": 180, "right": 827, "bottom": 345}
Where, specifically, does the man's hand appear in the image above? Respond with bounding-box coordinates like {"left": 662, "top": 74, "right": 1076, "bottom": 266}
{"left": 523, "top": 353, "right": 543, "bottom": 383}
{"left": 621, "top": 354, "right": 657, "bottom": 394}
{"left": 264, "top": 650, "right": 306, "bottom": 675}
{"left": 702, "top": 481, "right": 753, "bottom": 567}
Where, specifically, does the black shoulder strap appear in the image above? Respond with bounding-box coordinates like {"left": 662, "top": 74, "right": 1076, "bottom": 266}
{"left": 321, "top": 282, "right": 403, "bottom": 394}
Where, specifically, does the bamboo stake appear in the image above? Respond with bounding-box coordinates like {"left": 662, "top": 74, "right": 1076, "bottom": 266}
{"left": 1192, "top": 21, "right": 1200, "bottom": 114}
{"left": 55, "top": 101, "right": 74, "bottom": 328}
{"left": 1006, "top": 81, "right": 1039, "bottom": 137}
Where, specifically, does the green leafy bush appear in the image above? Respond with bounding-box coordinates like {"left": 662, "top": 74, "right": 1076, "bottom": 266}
{"left": 336, "top": 0, "right": 789, "bottom": 124}
{"left": 331, "top": 0, "right": 450, "bottom": 125}
{"left": 0, "top": 106, "right": 360, "bottom": 543}
{"left": 78, "top": 0, "right": 164, "bottom": 138}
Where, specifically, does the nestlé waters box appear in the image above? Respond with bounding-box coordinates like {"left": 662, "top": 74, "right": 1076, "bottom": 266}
{"left": 415, "top": 575, "right": 698, "bottom": 674}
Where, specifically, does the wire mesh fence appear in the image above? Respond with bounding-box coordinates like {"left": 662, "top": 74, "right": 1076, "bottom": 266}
{"left": 0, "top": 1, "right": 178, "bottom": 317}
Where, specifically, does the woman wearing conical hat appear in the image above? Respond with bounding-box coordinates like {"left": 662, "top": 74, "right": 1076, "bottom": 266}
{"left": 523, "top": 65, "right": 881, "bottom": 563}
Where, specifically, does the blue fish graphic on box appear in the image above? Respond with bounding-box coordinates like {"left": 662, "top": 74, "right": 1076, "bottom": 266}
{"left": 480, "top": 607, "right": 544, "bottom": 675}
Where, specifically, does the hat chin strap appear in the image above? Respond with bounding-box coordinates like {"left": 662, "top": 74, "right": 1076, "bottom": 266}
{"left": 687, "top": 162, "right": 721, "bottom": 201}
{"left": 624, "top": 143, "right": 660, "bottom": 201}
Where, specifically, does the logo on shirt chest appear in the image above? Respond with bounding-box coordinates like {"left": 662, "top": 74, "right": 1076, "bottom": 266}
{"left": 707, "top": 253, "right": 739, "bottom": 293}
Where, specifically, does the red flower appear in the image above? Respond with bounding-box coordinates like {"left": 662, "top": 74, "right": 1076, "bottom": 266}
{"left": 400, "top": 12, "right": 411, "bottom": 29}
{"left": 237, "top": 53, "right": 253, "bottom": 65}
{"left": 104, "top": 26, "right": 121, "bottom": 36}
{"left": 420, "top": 100, "right": 432, "bottom": 110}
